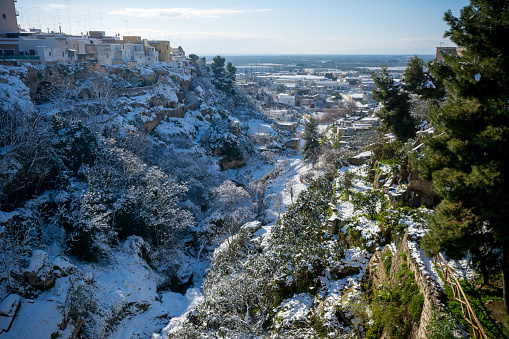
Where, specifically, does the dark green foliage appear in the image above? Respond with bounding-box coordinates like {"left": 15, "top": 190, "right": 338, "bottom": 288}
{"left": 403, "top": 56, "right": 445, "bottom": 101}
{"left": 68, "top": 224, "right": 98, "bottom": 262}
{"left": 301, "top": 117, "right": 322, "bottom": 165}
{"left": 210, "top": 55, "right": 235, "bottom": 94}
{"left": 415, "top": 0, "right": 509, "bottom": 310}
{"left": 56, "top": 121, "right": 97, "bottom": 177}
{"left": 226, "top": 62, "right": 237, "bottom": 80}
{"left": 426, "top": 311, "right": 462, "bottom": 339}
{"left": 112, "top": 200, "right": 150, "bottom": 241}
{"left": 403, "top": 56, "right": 427, "bottom": 95}
{"left": 352, "top": 188, "right": 384, "bottom": 220}
{"left": 372, "top": 66, "right": 416, "bottom": 141}
{"left": 441, "top": 277, "right": 509, "bottom": 338}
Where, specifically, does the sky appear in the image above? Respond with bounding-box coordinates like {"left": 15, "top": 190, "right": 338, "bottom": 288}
{"left": 15, "top": 0, "right": 470, "bottom": 55}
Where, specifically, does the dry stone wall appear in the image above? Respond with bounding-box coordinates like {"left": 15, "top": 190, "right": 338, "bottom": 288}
{"left": 371, "top": 231, "right": 445, "bottom": 339}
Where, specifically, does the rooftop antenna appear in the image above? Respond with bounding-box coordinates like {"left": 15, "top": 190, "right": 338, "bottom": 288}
{"left": 66, "top": 0, "right": 72, "bottom": 35}
{"left": 99, "top": 12, "right": 103, "bottom": 31}
{"left": 88, "top": 9, "right": 92, "bottom": 31}
{"left": 24, "top": 9, "right": 31, "bottom": 30}
{"left": 82, "top": 15, "right": 87, "bottom": 34}
{"left": 37, "top": 7, "right": 41, "bottom": 30}
{"left": 125, "top": 20, "right": 129, "bottom": 35}
{"left": 116, "top": 21, "right": 120, "bottom": 37}
{"left": 56, "top": 9, "right": 61, "bottom": 33}
{"left": 18, "top": 7, "right": 24, "bottom": 30}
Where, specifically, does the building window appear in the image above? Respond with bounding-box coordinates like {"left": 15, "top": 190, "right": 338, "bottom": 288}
{"left": 49, "top": 52, "right": 52, "bottom": 56}
{"left": 2, "top": 14, "right": 6, "bottom": 19}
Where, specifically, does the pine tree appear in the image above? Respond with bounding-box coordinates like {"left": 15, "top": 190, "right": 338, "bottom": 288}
{"left": 417, "top": 0, "right": 509, "bottom": 310}
{"left": 403, "top": 56, "right": 445, "bottom": 101}
{"left": 403, "top": 56, "right": 427, "bottom": 95}
{"left": 302, "top": 117, "right": 321, "bottom": 166}
{"left": 210, "top": 56, "right": 235, "bottom": 94}
{"left": 226, "top": 62, "right": 237, "bottom": 81}
{"left": 372, "top": 66, "right": 416, "bottom": 141}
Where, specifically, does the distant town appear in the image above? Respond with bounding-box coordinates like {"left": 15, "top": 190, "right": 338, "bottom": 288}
{"left": 0, "top": 0, "right": 462, "bottom": 149}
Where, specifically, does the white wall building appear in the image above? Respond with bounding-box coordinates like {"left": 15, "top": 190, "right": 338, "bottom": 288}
{"left": 278, "top": 93, "right": 296, "bottom": 107}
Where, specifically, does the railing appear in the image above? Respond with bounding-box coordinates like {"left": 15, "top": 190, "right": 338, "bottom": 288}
{"left": 0, "top": 55, "right": 40, "bottom": 60}
{"left": 433, "top": 253, "right": 488, "bottom": 339}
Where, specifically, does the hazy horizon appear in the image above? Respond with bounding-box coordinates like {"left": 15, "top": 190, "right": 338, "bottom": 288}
{"left": 16, "top": 0, "right": 469, "bottom": 55}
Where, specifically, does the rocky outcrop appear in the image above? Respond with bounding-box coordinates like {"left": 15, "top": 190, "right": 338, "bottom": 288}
{"left": 52, "top": 256, "right": 77, "bottom": 278}
{"left": 373, "top": 172, "right": 387, "bottom": 189}
{"left": 219, "top": 156, "right": 246, "bottom": 170}
{"left": 406, "top": 170, "right": 436, "bottom": 207}
{"left": 24, "top": 250, "right": 54, "bottom": 288}
{"left": 349, "top": 151, "right": 372, "bottom": 165}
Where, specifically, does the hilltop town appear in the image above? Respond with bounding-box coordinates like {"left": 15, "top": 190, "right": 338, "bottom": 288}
{"left": 1, "top": 0, "right": 508, "bottom": 338}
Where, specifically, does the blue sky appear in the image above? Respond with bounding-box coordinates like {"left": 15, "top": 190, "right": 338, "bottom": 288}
{"left": 16, "top": 0, "right": 470, "bottom": 55}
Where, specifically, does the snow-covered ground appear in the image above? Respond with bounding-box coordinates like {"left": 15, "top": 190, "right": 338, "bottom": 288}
{"left": 156, "top": 151, "right": 319, "bottom": 337}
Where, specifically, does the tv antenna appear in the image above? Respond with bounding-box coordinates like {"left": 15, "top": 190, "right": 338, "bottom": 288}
{"left": 66, "top": 0, "right": 72, "bottom": 35}
{"left": 99, "top": 12, "right": 103, "bottom": 31}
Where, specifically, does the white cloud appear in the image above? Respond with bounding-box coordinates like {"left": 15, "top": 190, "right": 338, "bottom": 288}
{"left": 254, "top": 9, "right": 272, "bottom": 12}
{"left": 109, "top": 8, "right": 244, "bottom": 19}
{"left": 44, "top": 4, "right": 65, "bottom": 10}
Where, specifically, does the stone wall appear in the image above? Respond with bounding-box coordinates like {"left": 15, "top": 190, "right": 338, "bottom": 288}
{"left": 371, "top": 232, "right": 445, "bottom": 339}
{"left": 397, "top": 232, "right": 444, "bottom": 339}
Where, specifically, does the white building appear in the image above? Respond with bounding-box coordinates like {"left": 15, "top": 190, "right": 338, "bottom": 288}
{"left": 278, "top": 93, "right": 296, "bottom": 107}
{"left": 314, "top": 80, "right": 350, "bottom": 91}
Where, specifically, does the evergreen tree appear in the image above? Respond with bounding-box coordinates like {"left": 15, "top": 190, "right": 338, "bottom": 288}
{"left": 403, "top": 56, "right": 445, "bottom": 101}
{"left": 210, "top": 55, "right": 235, "bottom": 94}
{"left": 226, "top": 62, "right": 237, "bottom": 81}
{"left": 372, "top": 66, "right": 416, "bottom": 141}
{"left": 302, "top": 117, "right": 321, "bottom": 166}
{"left": 416, "top": 0, "right": 509, "bottom": 310}
{"left": 403, "top": 56, "right": 427, "bottom": 95}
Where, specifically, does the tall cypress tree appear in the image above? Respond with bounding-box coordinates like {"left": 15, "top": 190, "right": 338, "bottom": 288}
{"left": 416, "top": 0, "right": 509, "bottom": 310}
{"left": 302, "top": 117, "right": 322, "bottom": 166}
{"left": 372, "top": 66, "right": 416, "bottom": 141}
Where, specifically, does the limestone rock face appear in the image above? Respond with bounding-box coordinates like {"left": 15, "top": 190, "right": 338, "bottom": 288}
{"left": 25, "top": 250, "right": 54, "bottom": 288}
{"left": 373, "top": 172, "right": 387, "bottom": 189}
{"left": 406, "top": 170, "right": 436, "bottom": 207}
{"left": 219, "top": 157, "right": 246, "bottom": 170}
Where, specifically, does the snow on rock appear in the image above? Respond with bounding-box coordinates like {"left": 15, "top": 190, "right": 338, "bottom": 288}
{"left": 0, "top": 300, "right": 71, "bottom": 338}
{"left": 0, "top": 294, "right": 20, "bottom": 317}
{"left": 154, "top": 288, "right": 204, "bottom": 338}
{"left": 343, "top": 216, "right": 380, "bottom": 247}
{"left": 0, "top": 65, "right": 34, "bottom": 113}
{"left": 25, "top": 250, "right": 54, "bottom": 288}
{"left": 241, "top": 220, "right": 262, "bottom": 233}
{"left": 52, "top": 256, "right": 77, "bottom": 278}
{"left": 275, "top": 293, "right": 314, "bottom": 330}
